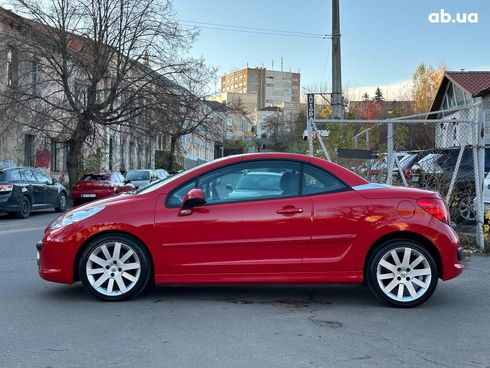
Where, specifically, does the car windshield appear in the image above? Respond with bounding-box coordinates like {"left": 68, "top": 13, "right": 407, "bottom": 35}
{"left": 81, "top": 174, "right": 110, "bottom": 181}
{"left": 236, "top": 173, "right": 281, "bottom": 190}
{"left": 126, "top": 171, "right": 149, "bottom": 181}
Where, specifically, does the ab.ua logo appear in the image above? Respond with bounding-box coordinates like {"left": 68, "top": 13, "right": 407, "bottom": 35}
{"left": 428, "top": 9, "right": 478, "bottom": 24}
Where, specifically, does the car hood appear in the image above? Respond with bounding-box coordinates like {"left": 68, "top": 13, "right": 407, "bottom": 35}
{"left": 72, "top": 192, "right": 139, "bottom": 211}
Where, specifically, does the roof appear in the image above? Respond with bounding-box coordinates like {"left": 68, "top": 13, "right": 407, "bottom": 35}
{"left": 446, "top": 71, "right": 490, "bottom": 96}
{"left": 430, "top": 71, "right": 490, "bottom": 112}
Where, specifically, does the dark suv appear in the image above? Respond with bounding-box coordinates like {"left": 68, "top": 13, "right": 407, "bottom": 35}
{"left": 411, "top": 147, "right": 490, "bottom": 223}
{"left": 0, "top": 167, "right": 68, "bottom": 218}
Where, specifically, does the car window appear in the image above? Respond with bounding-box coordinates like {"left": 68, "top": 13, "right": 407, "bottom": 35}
{"left": 34, "top": 170, "right": 51, "bottom": 183}
{"left": 126, "top": 171, "right": 149, "bottom": 181}
{"left": 168, "top": 160, "right": 301, "bottom": 208}
{"left": 167, "top": 180, "right": 197, "bottom": 207}
{"left": 23, "top": 169, "right": 37, "bottom": 182}
{"left": 302, "top": 164, "right": 347, "bottom": 195}
{"left": 112, "top": 173, "right": 122, "bottom": 183}
{"left": 81, "top": 174, "right": 110, "bottom": 181}
{"left": 10, "top": 169, "right": 24, "bottom": 181}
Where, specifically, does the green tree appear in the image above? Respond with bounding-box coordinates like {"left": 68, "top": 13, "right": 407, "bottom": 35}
{"left": 373, "top": 87, "right": 384, "bottom": 102}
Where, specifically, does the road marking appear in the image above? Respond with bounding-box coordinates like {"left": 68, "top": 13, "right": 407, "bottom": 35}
{"left": 0, "top": 226, "right": 45, "bottom": 235}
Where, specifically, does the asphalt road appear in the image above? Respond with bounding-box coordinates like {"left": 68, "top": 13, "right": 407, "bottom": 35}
{"left": 1, "top": 211, "right": 490, "bottom": 368}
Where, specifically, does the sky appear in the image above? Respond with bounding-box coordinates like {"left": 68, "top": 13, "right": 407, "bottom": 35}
{"left": 172, "top": 0, "right": 490, "bottom": 100}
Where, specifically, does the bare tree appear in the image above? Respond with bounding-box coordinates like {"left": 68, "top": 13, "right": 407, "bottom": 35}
{"left": 155, "top": 65, "right": 225, "bottom": 171}
{"left": 0, "top": 0, "right": 199, "bottom": 187}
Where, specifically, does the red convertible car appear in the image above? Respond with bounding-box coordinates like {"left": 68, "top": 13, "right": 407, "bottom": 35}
{"left": 37, "top": 153, "right": 463, "bottom": 307}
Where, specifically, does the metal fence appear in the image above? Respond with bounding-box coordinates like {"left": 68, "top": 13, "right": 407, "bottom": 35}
{"left": 306, "top": 103, "right": 485, "bottom": 248}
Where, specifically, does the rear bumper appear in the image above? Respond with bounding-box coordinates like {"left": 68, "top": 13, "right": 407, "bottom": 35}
{"left": 0, "top": 192, "right": 20, "bottom": 211}
{"left": 71, "top": 189, "right": 114, "bottom": 201}
{"left": 439, "top": 225, "right": 464, "bottom": 281}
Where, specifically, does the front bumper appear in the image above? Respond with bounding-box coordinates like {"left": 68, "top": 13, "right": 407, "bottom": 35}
{"left": 36, "top": 241, "right": 42, "bottom": 265}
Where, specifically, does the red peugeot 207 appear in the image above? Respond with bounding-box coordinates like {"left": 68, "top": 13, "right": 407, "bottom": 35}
{"left": 36, "top": 153, "right": 463, "bottom": 307}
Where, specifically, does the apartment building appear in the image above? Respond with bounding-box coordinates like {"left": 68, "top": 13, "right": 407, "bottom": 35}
{"left": 220, "top": 67, "right": 300, "bottom": 109}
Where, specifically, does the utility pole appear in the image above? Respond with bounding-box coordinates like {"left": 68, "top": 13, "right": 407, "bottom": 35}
{"left": 331, "top": 0, "right": 344, "bottom": 119}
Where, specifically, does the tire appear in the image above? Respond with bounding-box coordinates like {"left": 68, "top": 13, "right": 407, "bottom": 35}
{"left": 55, "top": 192, "right": 68, "bottom": 212}
{"left": 451, "top": 192, "right": 476, "bottom": 225}
{"left": 16, "top": 196, "right": 31, "bottom": 219}
{"left": 79, "top": 234, "right": 151, "bottom": 301}
{"left": 367, "top": 240, "right": 438, "bottom": 308}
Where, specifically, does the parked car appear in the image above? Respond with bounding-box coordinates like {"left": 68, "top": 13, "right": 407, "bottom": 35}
{"left": 0, "top": 167, "right": 68, "bottom": 218}
{"left": 37, "top": 153, "right": 463, "bottom": 307}
{"left": 71, "top": 172, "right": 134, "bottom": 206}
{"left": 483, "top": 172, "right": 490, "bottom": 213}
{"left": 411, "top": 148, "right": 490, "bottom": 223}
{"left": 155, "top": 169, "right": 170, "bottom": 180}
{"left": 124, "top": 169, "right": 158, "bottom": 189}
{"left": 369, "top": 152, "right": 408, "bottom": 183}
{"left": 393, "top": 151, "right": 427, "bottom": 183}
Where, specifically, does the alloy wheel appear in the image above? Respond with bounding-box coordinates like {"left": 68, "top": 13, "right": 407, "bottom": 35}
{"left": 85, "top": 241, "right": 141, "bottom": 297}
{"left": 458, "top": 196, "right": 476, "bottom": 222}
{"left": 376, "top": 247, "right": 432, "bottom": 303}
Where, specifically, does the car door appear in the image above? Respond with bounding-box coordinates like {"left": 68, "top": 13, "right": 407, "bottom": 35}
{"left": 34, "top": 169, "right": 58, "bottom": 205}
{"left": 22, "top": 169, "right": 44, "bottom": 205}
{"left": 155, "top": 160, "right": 313, "bottom": 275}
{"left": 298, "top": 164, "right": 365, "bottom": 273}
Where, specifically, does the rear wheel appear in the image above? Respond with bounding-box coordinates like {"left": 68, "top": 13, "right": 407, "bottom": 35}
{"left": 79, "top": 234, "right": 151, "bottom": 301}
{"left": 16, "top": 196, "right": 31, "bottom": 219}
{"left": 367, "top": 240, "right": 438, "bottom": 308}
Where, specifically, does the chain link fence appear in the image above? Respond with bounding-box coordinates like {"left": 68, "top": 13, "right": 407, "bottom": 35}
{"left": 307, "top": 103, "right": 485, "bottom": 248}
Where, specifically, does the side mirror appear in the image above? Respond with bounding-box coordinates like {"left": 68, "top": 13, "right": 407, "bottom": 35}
{"left": 124, "top": 179, "right": 131, "bottom": 184}
{"left": 180, "top": 188, "right": 206, "bottom": 215}
{"left": 225, "top": 184, "right": 233, "bottom": 190}
{"left": 51, "top": 178, "right": 57, "bottom": 184}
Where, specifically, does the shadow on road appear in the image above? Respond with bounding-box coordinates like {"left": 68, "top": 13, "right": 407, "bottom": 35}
{"left": 40, "top": 283, "right": 381, "bottom": 308}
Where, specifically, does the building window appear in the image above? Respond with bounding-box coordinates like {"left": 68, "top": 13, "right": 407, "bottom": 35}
{"left": 7, "top": 46, "right": 18, "bottom": 87}
{"left": 63, "top": 144, "right": 69, "bottom": 171}
{"left": 24, "top": 134, "right": 34, "bottom": 166}
{"left": 32, "top": 60, "right": 41, "bottom": 96}
{"left": 50, "top": 139, "right": 59, "bottom": 172}
{"left": 109, "top": 137, "right": 113, "bottom": 170}
{"left": 157, "top": 135, "right": 166, "bottom": 150}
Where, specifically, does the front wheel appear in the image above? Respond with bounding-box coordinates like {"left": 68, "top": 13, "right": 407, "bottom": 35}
{"left": 55, "top": 192, "right": 67, "bottom": 212}
{"left": 367, "top": 240, "right": 438, "bottom": 308}
{"left": 79, "top": 234, "right": 151, "bottom": 301}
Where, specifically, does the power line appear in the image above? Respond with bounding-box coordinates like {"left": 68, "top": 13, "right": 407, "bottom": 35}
{"left": 180, "top": 20, "right": 330, "bottom": 39}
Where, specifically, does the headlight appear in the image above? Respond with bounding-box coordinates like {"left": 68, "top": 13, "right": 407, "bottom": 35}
{"left": 50, "top": 205, "right": 105, "bottom": 230}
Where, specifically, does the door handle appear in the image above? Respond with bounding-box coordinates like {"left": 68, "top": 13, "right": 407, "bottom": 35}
{"left": 277, "top": 207, "right": 303, "bottom": 215}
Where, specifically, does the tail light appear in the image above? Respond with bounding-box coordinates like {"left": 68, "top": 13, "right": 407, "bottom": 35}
{"left": 73, "top": 182, "right": 81, "bottom": 189}
{"left": 0, "top": 184, "right": 13, "bottom": 192}
{"left": 404, "top": 168, "right": 412, "bottom": 180}
{"left": 417, "top": 197, "right": 450, "bottom": 224}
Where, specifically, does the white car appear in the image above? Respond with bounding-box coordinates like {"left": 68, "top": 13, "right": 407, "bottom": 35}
{"left": 484, "top": 172, "right": 490, "bottom": 212}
